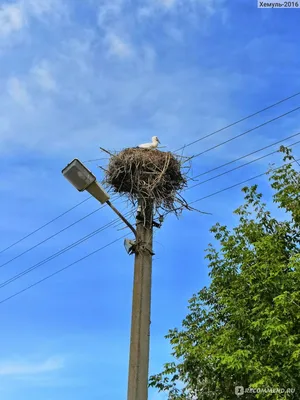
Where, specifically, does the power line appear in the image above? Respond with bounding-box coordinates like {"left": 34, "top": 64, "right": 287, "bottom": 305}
{"left": 187, "top": 106, "right": 300, "bottom": 161}
{"left": 190, "top": 131, "right": 300, "bottom": 181}
{"left": 1, "top": 160, "right": 299, "bottom": 306}
{"left": 174, "top": 91, "right": 300, "bottom": 153}
{"left": 0, "top": 234, "right": 128, "bottom": 306}
{"left": 0, "top": 193, "right": 121, "bottom": 269}
{"left": 186, "top": 139, "right": 300, "bottom": 191}
{"left": 1, "top": 155, "right": 298, "bottom": 306}
{"left": 190, "top": 158, "right": 300, "bottom": 205}
{"left": 3, "top": 93, "right": 300, "bottom": 304}
{"left": 0, "top": 206, "right": 103, "bottom": 269}
{"left": 83, "top": 157, "right": 109, "bottom": 163}
{"left": 293, "top": 157, "right": 300, "bottom": 168}
{"left": 0, "top": 196, "right": 92, "bottom": 256}
{"left": 0, "top": 212, "right": 132, "bottom": 290}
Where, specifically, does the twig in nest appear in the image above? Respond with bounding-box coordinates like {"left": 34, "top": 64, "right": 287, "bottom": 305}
{"left": 102, "top": 147, "right": 208, "bottom": 222}
{"left": 99, "top": 147, "right": 114, "bottom": 156}
{"left": 97, "top": 165, "right": 108, "bottom": 173}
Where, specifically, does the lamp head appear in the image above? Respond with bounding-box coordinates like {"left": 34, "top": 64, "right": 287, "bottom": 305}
{"left": 62, "top": 159, "right": 96, "bottom": 192}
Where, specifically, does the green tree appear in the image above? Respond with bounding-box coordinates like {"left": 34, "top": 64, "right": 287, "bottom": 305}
{"left": 149, "top": 147, "right": 300, "bottom": 399}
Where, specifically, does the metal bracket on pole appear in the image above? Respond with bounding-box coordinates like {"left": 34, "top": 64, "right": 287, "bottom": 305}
{"left": 145, "top": 246, "right": 155, "bottom": 256}
{"left": 124, "top": 239, "right": 136, "bottom": 255}
{"left": 152, "top": 220, "right": 161, "bottom": 228}
{"left": 106, "top": 200, "right": 137, "bottom": 237}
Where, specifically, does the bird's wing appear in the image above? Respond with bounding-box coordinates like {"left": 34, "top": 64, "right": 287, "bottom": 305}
{"left": 138, "top": 143, "right": 151, "bottom": 148}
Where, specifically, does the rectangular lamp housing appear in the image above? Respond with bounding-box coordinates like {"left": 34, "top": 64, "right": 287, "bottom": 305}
{"left": 62, "top": 158, "right": 96, "bottom": 192}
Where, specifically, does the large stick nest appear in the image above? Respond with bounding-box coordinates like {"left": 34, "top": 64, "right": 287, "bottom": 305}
{"left": 104, "top": 148, "right": 189, "bottom": 216}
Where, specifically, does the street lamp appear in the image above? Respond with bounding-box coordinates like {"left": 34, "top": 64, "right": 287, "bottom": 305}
{"left": 62, "top": 158, "right": 110, "bottom": 204}
{"left": 62, "top": 158, "right": 136, "bottom": 236}
{"left": 62, "top": 157, "right": 153, "bottom": 400}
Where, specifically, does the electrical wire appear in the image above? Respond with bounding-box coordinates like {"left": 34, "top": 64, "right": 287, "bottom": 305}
{"left": 0, "top": 194, "right": 120, "bottom": 269}
{"left": 2, "top": 158, "right": 298, "bottom": 305}
{"left": 174, "top": 91, "right": 300, "bottom": 153}
{"left": 189, "top": 131, "right": 300, "bottom": 181}
{"left": 0, "top": 212, "right": 133, "bottom": 290}
{"left": 0, "top": 234, "right": 128, "bottom": 306}
{"left": 2, "top": 93, "right": 300, "bottom": 304}
{"left": 293, "top": 158, "right": 300, "bottom": 168}
{"left": 187, "top": 106, "right": 300, "bottom": 161}
{"left": 0, "top": 206, "right": 103, "bottom": 269}
{"left": 1, "top": 158, "right": 299, "bottom": 305}
{"left": 189, "top": 158, "right": 300, "bottom": 205}
{"left": 186, "top": 139, "right": 300, "bottom": 191}
{"left": 0, "top": 196, "right": 92, "bottom": 256}
{"left": 0, "top": 158, "right": 300, "bottom": 304}
{"left": 83, "top": 157, "right": 109, "bottom": 163}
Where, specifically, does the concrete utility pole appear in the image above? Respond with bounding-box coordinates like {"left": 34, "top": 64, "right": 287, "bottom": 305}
{"left": 61, "top": 158, "right": 156, "bottom": 400}
{"left": 127, "top": 199, "right": 154, "bottom": 400}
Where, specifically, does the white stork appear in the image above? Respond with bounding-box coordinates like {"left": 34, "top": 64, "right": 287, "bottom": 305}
{"left": 138, "top": 136, "right": 161, "bottom": 149}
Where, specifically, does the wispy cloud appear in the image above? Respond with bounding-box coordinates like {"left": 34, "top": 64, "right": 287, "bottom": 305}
{"left": 1, "top": 3, "right": 300, "bottom": 400}
{"left": 97, "top": 0, "right": 124, "bottom": 27}
{"left": 0, "top": 0, "right": 234, "bottom": 159}
{"left": 0, "top": 0, "right": 66, "bottom": 43}
{"left": 31, "top": 61, "right": 58, "bottom": 92}
{"left": 104, "top": 32, "right": 133, "bottom": 58}
{"left": 0, "top": 46, "right": 240, "bottom": 158}
{"left": 0, "top": 3, "right": 25, "bottom": 37}
{"left": 0, "top": 356, "right": 64, "bottom": 376}
{"left": 7, "top": 77, "right": 32, "bottom": 109}
{"left": 26, "top": 0, "right": 64, "bottom": 18}
{"left": 159, "top": 0, "right": 177, "bottom": 9}
{"left": 138, "top": 0, "right": 224, "bottom": 18}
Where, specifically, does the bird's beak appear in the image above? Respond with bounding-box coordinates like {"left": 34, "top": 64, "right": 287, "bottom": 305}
{"left": 157, "top": 138, "right": 160, "bottom": 144}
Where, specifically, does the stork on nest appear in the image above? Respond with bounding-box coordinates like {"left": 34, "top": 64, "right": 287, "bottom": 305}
{"left": 138, "top": 136, "right": 160, "bottom": 149}
{"left": 102, "top": 140, "right": 206, "bottom": 223}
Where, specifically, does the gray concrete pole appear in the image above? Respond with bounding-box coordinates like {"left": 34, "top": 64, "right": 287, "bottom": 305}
{"left": 127, "top": 199, "right": 153, "bottom": 400}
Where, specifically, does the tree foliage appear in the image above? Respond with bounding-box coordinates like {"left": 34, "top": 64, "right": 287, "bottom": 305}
{"left": 149, "top": 147, "right": 300, "bottom": 399}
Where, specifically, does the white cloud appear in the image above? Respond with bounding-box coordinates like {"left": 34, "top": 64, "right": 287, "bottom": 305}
{"left": 164, "top": 25, "right": 183, "bottom": 42}
{"left": 97, "top": 1, "right": 135, "bottom": 59}
{"left": 0, "top": 37, "right": 242, "bottom": 158}
{"left": 143, "top": 46, "right": 156, "bottom": 71}
{"left": 139, "top": 0, "right": 224, "bottom": 18}
{"left": 159, "top": 0, "right": 177, "bottom": 8}
{"left": 0, "top": 0, "right": 66, "bottom": 42}
{"left": 97, "top": 0, "right": 224, "bottom": 61}
{"left": 7, "top": 77, "right": 32, "bottom": 108}
{"left": 0, "top": 3, "right": 25, "bottom": 36}
{"left": 97, "top": 0, "right": 125, "bottom": 27}
{"left": 0, "top": 356, "right": 64, "bottom": 376}
{"left": 26, "top": 0, "right": 63, "bottom": 17}
{"left": 105, "top": 32, "right": 133, "bottom": 58}
{"left": 31, "top": 61, "right": 58, "bottom": 92}
{"left": 0, "top": 0, "right": 236, "bottom": 158}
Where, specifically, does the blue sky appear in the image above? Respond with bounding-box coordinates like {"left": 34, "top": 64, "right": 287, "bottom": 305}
{"left": 0, "top": 0, "right": 300, "bottom": 399}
